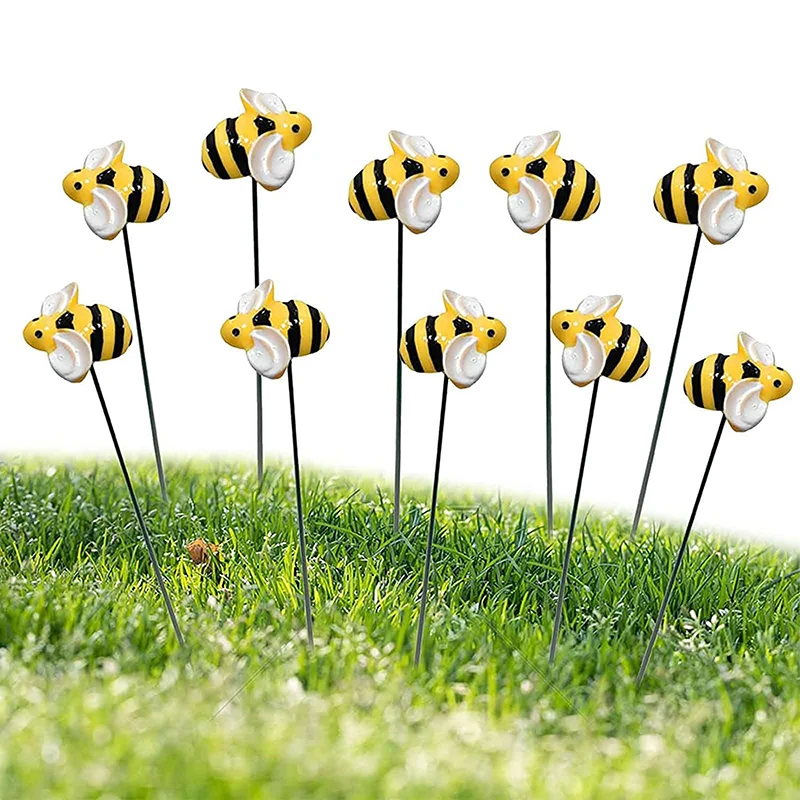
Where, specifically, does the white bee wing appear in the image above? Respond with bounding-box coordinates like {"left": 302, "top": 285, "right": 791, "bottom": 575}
{"left": 443, "top": 290, "right": 484, "bottom": 318}
{"left": 724, "top": 379, "right": 767, "bottom": 432}
{"left": 238, "top": 279, "right": 274, "bottom": 314}
{"left": 577, "top": 295, "right": 622, "bottom": 317}
{"left": 248, "top": 132, "right": 295, "bottom": 190}
{"left": 389, "top": 131, "right": 435, "bottom": 159}
{"left": 240, "top": 89, "right": 286, "bottom": 115}
{"left": 443, "top": 335, "right": 486, "bottom": 389}
{"left": 698, "top": 188, "right": 744, "bottom": 244}
{"left": 246, "top": 328, "right": 291, "bottom": 379}
{"left": 396, "top": 176, "right": 441, "bottom": 233}
{"left": 83, "top": 141, "right": 124, "bottom": 170}
{"left": 562, "top": 331, "right": 605, "bottom": 387}
{"left": 41, "top": 282, "right": 78, "bottom": 316}
{"left": 48, "top": 331, "right": 93, "bottom": 383}
{"left": 706, "top": 138, "right": 748, "bottom": 171}
{"left": 507, "top": 176, "right": 554, "bottom": 233}
{"left": 739, "top": 332, "right": 774, "bottom": 366}
{"left": 83, "top": 186, "right": 127, "bottom": 240}
{"left": 514, "top": 131, "right": 560, "bottom": 158}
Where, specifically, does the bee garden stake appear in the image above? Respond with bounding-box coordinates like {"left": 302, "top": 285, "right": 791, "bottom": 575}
{"left": 548, "top": 295, "right": 650, "bottom": 664}
{"left": 636, "top": 333, "right": 792, "bottom": 686}
{"left": 220, "top": 279, "right": 330, "bottom": 647}
{"left": 22, "top": 283, "right": 184, "bottom": 647}
{"left": 630, "top": 139, "right": 768, "bottom": 537}
{"left": 63, "top": 140, "right": 170, "bottom": 502}
{"left": 349, "top": 132, "right": 460, "bottom": 536}
{"left": 490, "top": 132, "right": 600, "bottom": 541}
{"left": 203, "top": 90, "right": 312, "bottom": 482}
{"left": 400, "top": 290, "right": 506, "bottom": 666}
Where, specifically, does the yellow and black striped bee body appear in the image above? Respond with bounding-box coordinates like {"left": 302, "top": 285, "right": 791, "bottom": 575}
{"left": 523, "top": 153, "right": 599, "bottom": 222}
{"left": 348, "top": 156, "right": 406, "bottom": 222}
{"left": 683, "top": 333, "right": 792, "bottom": 432}
{"left": 202, "top": 113, "right": 276, "bottom": 180}
{"left": 220, "top": 280, "right": 330, "bottom": 379}
{"left": 22, "top": 283, "right": 132, "bottom": 383}
{"left": 400, "top": 312, "right": 471, "bottom": 375}
{"left": 552, "top": 295, "right": 649, "bottom": 387}
{"left": 653, "top": 138, "right": 768, "bottom": 244}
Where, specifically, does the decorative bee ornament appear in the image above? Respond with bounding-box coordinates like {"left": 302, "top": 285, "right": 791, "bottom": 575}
{"left": 21, "top": 283, "right": 183, "bottom": 647}
{"left": 63, "top": 141, "right": 170, "bottom": 241}
{"left": 631, "top": 138, "right": 770, "bottom": 539}
{"left": 401, "top": 291, "right": 506, "bottom": 667}
{"left": 549, "top": 294, "right": 650, "bottom": 665}
{"left": 637, "top": 333, "right": 791, "bottom": 686}
{"left": 489, "top": 131, "right": 600, "bottom": 234}
{"left": 201, "top": 89, "right": 311, "bottom": 191}
{"left": 23, "top": 283, "right": 132, "bottom": 383}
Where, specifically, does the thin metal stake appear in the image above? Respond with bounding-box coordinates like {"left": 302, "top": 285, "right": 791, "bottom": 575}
{"left": 394, "top": 220, "right": 404, "bottom": 535}
{"left": 414, "top": 375, "right": 449, "bottom": 666}
{"left": 549, "top": 378, "right": 600, "bottom": 665}
{"left": 89, "top": 366, "right": 184, "bottom": 647}
{"left": 630, "top": 228, "right": 702, "bottom": 536}
{"left": 122, "top": 227, "right": 168, "bottom": 502}
{"left": 252, "top": 178, "right": 264, "bottom": 484}
{"left": 636, "top": 414, "right": 726, "bottom": 687}
{"left": 545, "top": 221, "right": 553, "bottom": 537}
{"left": 287, "top": 363, "right": 314, "bottom": 649}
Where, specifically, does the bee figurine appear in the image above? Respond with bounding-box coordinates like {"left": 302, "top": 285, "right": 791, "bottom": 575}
{"left": 489, "top": 131, "right": 600, "bottom": 234}
{"left": 63, "top": 141, "right": 170, "bottom": 240}
{"left": 551, "top": 295, "right": 650, "bottom": 387}
{"left": 684, "top": 332, "right": 792, "bottom": 432}
{"left": 399, "top": 291, "right": 506, "bottom": 388}
{"left": 22, "top": 282, "right": 132, "bottom": 383}
{"left": 220, "top": 279, "right": 330, "bottom": 379}
{"left": 654, "top": 138, "right": 768, "bottom": 244}
{"left": 349, "top": 132, "right": 460, "bottom": 234}
{"left": 202, "top": 89, "right": 311, "bottom": 191}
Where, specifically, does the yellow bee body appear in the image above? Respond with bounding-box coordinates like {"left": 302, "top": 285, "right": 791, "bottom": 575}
{"left": 348, "top": 132, "right": 459, "bottom": 234}
{"left": 221, "top": 279, "right": 329, "bottom": 379}
{"left": 684, "top": 333, "right": 792, "bottom": 432}
{"left": 490, "top": 132, "right": 600, "bottom": 233}
{"left": 551, "top": 295, "right": 649, "bottom": 387}
{"left": 22, "top": 283, "right": 132, "bottom": 383}
{"left": 653, "top": 138, "right": 768, "bottom": 244}
{"left": 63, "top": 141, "right": 169, "bottom": 240}
{"left": 399, "top": 291, "right": 506, "bottom": 389}
{"left": 202, "top": 90, "right": 311, "bottom": 190}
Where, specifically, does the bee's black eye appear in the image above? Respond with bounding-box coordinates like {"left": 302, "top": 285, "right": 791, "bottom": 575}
{"left": 777, "top": 366, "right": 784, "bottom": 371}
{"left": 501, "top": 168, "right": 510, "bottom": 177}
{"left": 34, "top": 330, "right": 43, "bottom": 339}
{"left": 774, "top": 379, "right": 782, "bottom": 388}
{"left": 438, "top": 154, "right": 446, "bottom": 158}
{"left": 290, "top": 110, "right": 297, "bottom": 114}
{"left": 73, "top": 169, "right": 80, "bottom": 173}
{"left": 748, "top": 185, "right": 757, "bottom": 194}
{"left": 750, "top": 171, "right": 758, "bottom": 176}
{"left": 561, "top": 321, "right": 569, "bottom": 330}
{"left": 231, "top": 328, "right": 240, "bottom": 337}
{"left": 487, "top": 329, "right": 496, "bottom": 338}
{"left": 31, "top": 317, "right": 39, "bottom": 322}
{"left": 565, "top": 309, "right": 574, "bottom": 313}
{"left": 487, "top": 316, "right": 495, "bottom": 320}
{"left": 291, "top": 124, "right": 300, "bottom": 133}
{"left": 439, "top": 168, "right": 448, "bottom": 177}
{"left": 503, "top": 154, "right": 511, "bottom": 158}
{"left": 73, "top": 182, "right": 82, "bottom": 191}
{"left": 229, "top": 315, "right": 236, "bottom": 320}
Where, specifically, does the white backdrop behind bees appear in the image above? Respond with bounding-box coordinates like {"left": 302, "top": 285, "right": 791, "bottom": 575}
{"left": 1, "top": 0, "right": 797, "bottom": 547}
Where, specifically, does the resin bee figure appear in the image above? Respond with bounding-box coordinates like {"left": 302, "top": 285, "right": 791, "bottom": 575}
{"left": 349, "top": 131, "right": 460, "bottom": 234}
{"left": 489, "top": 131, "right": 600, "bottom": 234}
{"left": 202, "top": 89, "right": 311, "bottom": 191}
{"left": 63, "top": 141, "right": 170, "bottom": 240}
{"left": 551, "top": 295, "right": 650, "bottom": 387}
{"left": 400, "top": 290, "right": 506, "bottom": 388}
{"left": 684, "top": 332, "right": 792, "bottom": 432}
{"left": 654, "top": 138, "right": 768, "bottom": 244}
{"left": 22, "top": 282, "right": 132, "bottom": 382}
{"left": 220, "top": 279, "right": 330, "bottom": 379}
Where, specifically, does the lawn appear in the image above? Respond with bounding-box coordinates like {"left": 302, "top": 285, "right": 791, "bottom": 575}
{"left": 0, "top": 460, "right": 798, "bottom": 798}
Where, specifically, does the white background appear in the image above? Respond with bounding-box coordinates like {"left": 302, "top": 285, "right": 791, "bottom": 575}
{"left": 1, "top": 1, "right": 797, "bottom": 547}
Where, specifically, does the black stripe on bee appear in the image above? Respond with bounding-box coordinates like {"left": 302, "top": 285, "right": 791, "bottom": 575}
{"left": 712, "top": 353, "right": 727, "bottom": 410}
{"left": 690, "top": 359, "right": 703, "bottom": 406}
{"left": 309, "top": 306, "right": 323, "bottom": 353}
{"left": 373, "top": 159, "right": 396, "bottom": 218}
{"left": 111, "top": 310, "right": 125, "bottom": 358}
{"left": 96, "top": 168, "right": 116, "bottom": 187}
{"left": 603, "top": 323, "right": 631, "bottom": 376}
{"left": 88, "top": 304, "right": 104, "bottom": 361}
{"left": 252, "top": 308, "right": 271, "bottom": 327}
{"left": 713, "top": 168, "right": 734, "bottom": 188}
{"left": 55, "top": 311, "right": 74, "bottom": 329}
{"left": 741, "top": 360, "right": 761, "bottom": 379}
{"left": 573, "top": 170, "right": 597, "bottom": 221}
{"left": 147, "top": 174, "right": 165, "bottom": 222}
{"left": 661, "top": 171, "right": 677, "bottom": 222}
{"left": 405, "top": 326, "right": 423, "bottom": 372}
{"left": 127, "top": 166, "right": 144, "bottom": 221}
{"left": 552, "top": 159, "right": 575, "bottom": 218}
{"left": 584, "top": 318, "right": 605, "bottom": 336}
{"left": 683, "top": 164, "right": 699, "bottom": 224}
{"left": 205, "top": 131, "right": 229, "bottom": 179}
{"left": 526, "top": 158, "right": 547, "bottom": 178}
{"left": 402, "top": 159, "right": 424, "bottom": 179}
{"left": 452, "top": 317, "right": 473, "bottom": 336}
{"left": 426, "top": 315, "right": 443, "bottom": 372}
{"left": 620, "top": 336, "right": 649, "bottom": 382}
{"left": 254, "top": 116, "right": 276, "bottom": 135}
{"left": 226, "top": 117, "right": 251, "bottom": 176}
{"left": 352, "top": 170, "right": 376, "bottom": 221}
{"left": 285, "top": 301, "right": 301, "bottom": 357}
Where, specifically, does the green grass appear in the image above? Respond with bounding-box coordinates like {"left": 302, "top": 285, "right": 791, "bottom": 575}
{"left": 0, "top": 459, "right": 798, "bottom": 798}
